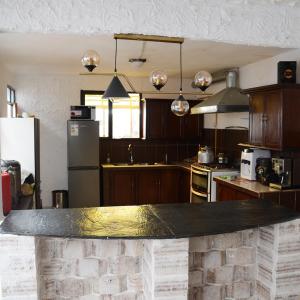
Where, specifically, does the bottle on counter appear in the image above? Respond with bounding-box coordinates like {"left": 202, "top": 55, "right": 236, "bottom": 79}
{"left": 106, "top": 153, "right": 111, "bottom": 163}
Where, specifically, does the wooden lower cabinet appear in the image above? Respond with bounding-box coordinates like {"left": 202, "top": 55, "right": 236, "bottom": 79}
{"left": 102, "top": 170, "right": 137, "bottom": 206}
{"left": 216, "top": 181, "right": 300, "bottom": 212}
{"left": 136, "top": 170, "right": 160, "bottom": 204}
{"left": 103, "top": 168, "right": 190, "bottom": 206}
{"left": 217, "top": 184, "right": 254, "bottom": 201}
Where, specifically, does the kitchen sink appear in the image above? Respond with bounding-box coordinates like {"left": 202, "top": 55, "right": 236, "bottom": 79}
{"left": 112, "top": 162, "right": 164, "bottom": 166}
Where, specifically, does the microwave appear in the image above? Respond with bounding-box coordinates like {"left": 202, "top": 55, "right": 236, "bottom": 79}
{"left": 70, "top": 106, "right": 96, "bottom": 120}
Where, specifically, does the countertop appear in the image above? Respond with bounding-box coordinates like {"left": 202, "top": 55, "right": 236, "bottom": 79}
{"left": 214, "top": 176, "right": 282, "bottom": 197}
{"left": 101, "top": 161, "right": 192, "bottom": 171}
{"left": 0, "top": 200, "right": 299, "bottom": 239}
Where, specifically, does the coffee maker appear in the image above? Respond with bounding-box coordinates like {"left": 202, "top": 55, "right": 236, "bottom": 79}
{"left": 269, "top": 158, "right": 297, "bottom": 189}
{"left": 255, "top": 157, "right": 276, "bottom": 185}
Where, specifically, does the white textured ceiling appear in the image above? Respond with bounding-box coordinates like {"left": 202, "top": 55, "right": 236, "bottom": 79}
{"left": 0, "top": 33, "right": 289, "bottom": 77}
{"left": 1, "top": 0, "right": 300, "bottom": 49}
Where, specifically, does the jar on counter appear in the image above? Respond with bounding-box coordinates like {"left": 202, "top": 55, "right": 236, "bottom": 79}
{"left": 217, "top": 153, "right": 228, "bottom": 164}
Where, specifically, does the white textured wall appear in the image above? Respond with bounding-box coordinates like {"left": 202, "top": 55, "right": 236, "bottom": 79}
{"left": 0, "top": 63, "right": 13, "bottom": 118}
{"left": 14, "top": 74, "right": 196, "bottom": 207}
{"left": 1, "top": 0, "right": 300, "bottom": 48}
{"left": 239, "top": 48, "right": 300, "bottom": 88}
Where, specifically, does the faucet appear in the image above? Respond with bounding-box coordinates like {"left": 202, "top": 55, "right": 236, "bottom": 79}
{"left": 128, "top": 144, "right": 134, "bottom": 164}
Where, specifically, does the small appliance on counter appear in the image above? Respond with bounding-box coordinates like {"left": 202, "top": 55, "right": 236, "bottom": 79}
{"left": 197, "top": 146, "right": 214, "bottom": 164}
{"left": 70, "top": 106, "right": 96, "bottom": 120}
{"left": 269, "top": 158, "right": 300, "bottom": 190}
{"left": 240, "top": 148, "right": 271, "bottom": 180}
{"left": 255, "top": 157, "right": 275, "bottom": 186}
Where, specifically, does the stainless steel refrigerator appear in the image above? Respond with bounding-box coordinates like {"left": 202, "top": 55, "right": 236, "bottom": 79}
{"left": 67, "top": 120, "right": 100, "bottom": 208}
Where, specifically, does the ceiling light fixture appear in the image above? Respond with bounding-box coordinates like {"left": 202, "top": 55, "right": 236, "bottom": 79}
{"left": 150, "top": 70, "right": 168, "bottom": 90}
{"left": 194, "top": 70, "right": 213, "bottom": 91}
{"left": 81, "top": 50, "right": 100, "bottom": 72}
{"left": 103, "top": 38, "right": 129, "bottom": 101}
{"left": 171, "top": 43, "right": 189, "bottom": 117}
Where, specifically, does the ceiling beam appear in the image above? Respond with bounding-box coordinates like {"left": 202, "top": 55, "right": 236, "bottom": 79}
{"left": 114, "top": 33, "right": 184, "bottom": 44}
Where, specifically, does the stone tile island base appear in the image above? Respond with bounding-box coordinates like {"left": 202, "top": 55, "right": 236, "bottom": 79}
{"left": 1, "top": 219, "right": 300, "bottom": 299}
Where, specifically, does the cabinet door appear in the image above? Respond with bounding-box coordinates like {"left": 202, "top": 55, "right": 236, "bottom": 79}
{"left": 163, "top": 101, "right": 182, "bottom": 139}
{"left": 146, "top": 100, "right": 164, "bottom": 138}
{"left": 160, "top": 169, "right": 181, "bottom": 203}
{"left": 264, "top": 91, "right": 282, "bottom": 149}
{"left": 179, "top": 169, "right": 191, "bottom": 203}
{"left": 249, "top": 94, "right": 264, "bottom": 146}
{"left": 181, "top": 101, "right": 203, "bottom": 139}
{"left": 103, "top": 170, "right": 137, "bottom": 206}
{"left": 216, "top": 183, "right": 254, "bottom": 201}
{"left": 136, "top": 170, "right": 160, "bottom": 204}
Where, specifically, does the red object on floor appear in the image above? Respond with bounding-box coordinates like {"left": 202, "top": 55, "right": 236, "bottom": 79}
{"left": 1, "top": 172, "right": 11, "bottom": 215}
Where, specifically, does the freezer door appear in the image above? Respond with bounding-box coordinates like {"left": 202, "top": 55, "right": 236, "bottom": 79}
{"left": 67, "top": 120, "right": 99, "bottom": 167}
{"left": 68, "top": 169, "right": 100, "bottom": 208}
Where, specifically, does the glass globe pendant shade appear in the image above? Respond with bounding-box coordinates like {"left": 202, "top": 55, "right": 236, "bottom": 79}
{"left": 81, "top": 50, "right": 100, "bottom": 72}
{"left": 194, "top": 70, "right": 213, "bottom": 91}
{"left": 150, "top": 70, "right": 168, "bottom": 90}
{"left": 171, "top": 94, "right": 189, "bottom": 117}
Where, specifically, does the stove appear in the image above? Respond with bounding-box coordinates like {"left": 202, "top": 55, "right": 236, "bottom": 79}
{"left": 192, "top": 162, "right": 234, "bottom": 171}
{"left": 191, "top": 162, "right": 239, "bottom": 203}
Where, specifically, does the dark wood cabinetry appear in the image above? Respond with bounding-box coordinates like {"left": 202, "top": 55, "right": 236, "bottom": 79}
{"left": 103, "top": 167, "right": 190, "bottom": 206}
{"left": 216, "top": 179, "right": 300, "bottom": 212}
{"left": 244, "top": 84, "right": 300, "bottom": 150}
{"left": 146, "top": 99, "right": 203, "bottom": 139}
{"left": 102, "top": 169, "right": 137, "bottom": 206}
{"left": 217, "top": 183, "right": 255, "bottom": 202}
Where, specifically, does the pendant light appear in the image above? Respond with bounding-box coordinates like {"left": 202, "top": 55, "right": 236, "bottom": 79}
{"left": 171, "top": 43, "right": 189, "bottom": 116}
{"left": 150, "top": 70, "right": 168, "bottom": 90}
{"left": 194, "top": 70, "right": 213, "bottom": 91}
{"left": 103, "top": 38, "right": 129, "bottom": 101}
{"left": 81, "top": 50, "right": 100, "bottom": 72}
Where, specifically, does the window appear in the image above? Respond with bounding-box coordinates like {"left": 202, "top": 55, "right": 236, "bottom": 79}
{"left": 81, "top": 90, "right": 143, "bottom": 139}
{"left": 82, "top": 92, "right": 109, "bottom": 137}
{"left": 6, "top": 85, "right": 16, "bottom": 118}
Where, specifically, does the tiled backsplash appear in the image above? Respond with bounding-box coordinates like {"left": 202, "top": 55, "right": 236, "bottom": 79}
{"left": 99, "top": 129, "right": 249, "bottom": 164}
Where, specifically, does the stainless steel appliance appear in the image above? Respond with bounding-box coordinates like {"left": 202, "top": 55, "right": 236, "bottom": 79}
{"left": 269, "top": 158, "right": 300, "bottom": 189}
{"left": 197, "top": 146, "right": 214, "bottom": 164}
{"left": 190, "top": 70, "right": 249, "bottom": 114}
{"left": 255, "top": 157, "right": 275, "bottom": 186}
{"left": 67, "top": 120, "right": 100, "bottom": 208}
{"left": 240, "top": 148, "right": 271, "bottom": 180}
{"left": 191, "top": 163, "right": 239, "bottom": 203}
{"left": 70, "top": 106, "right": 96, "bottom": 120}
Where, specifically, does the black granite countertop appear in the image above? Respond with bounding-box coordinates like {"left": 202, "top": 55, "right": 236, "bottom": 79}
{"left": 0, "top": 200, "right": 299, "bottom": 239}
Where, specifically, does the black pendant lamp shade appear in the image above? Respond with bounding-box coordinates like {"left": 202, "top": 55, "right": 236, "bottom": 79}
{"left": 103, "top": 75, "right": 129, "bottom": 98}
{"left": 103, "top": 38, "right": 129, "bottom": 99}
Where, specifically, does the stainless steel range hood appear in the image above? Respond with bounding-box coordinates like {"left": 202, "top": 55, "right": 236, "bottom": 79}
{"left": 190, "top": 70, "right": 249, "bottom": 114}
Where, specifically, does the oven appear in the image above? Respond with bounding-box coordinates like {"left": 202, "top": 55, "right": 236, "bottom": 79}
{"left": 190, "top": 166, "right": 211, "bottom": 203}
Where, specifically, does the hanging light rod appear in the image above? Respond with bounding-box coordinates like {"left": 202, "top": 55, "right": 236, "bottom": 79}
{"left": 79, "top": 72, "right": 211, "bottom": 97}
{"left": 114, "top": 33, "right": 184, "bottom": 44}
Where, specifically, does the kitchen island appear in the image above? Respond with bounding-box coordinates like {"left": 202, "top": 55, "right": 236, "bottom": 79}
{"left": 0, "top": 200, "right": 300, "bottom": 299}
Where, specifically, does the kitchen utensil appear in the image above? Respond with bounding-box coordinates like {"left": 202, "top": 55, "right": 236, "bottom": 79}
{"left": 198, "top": 146, "right": 214, "bottom": 164}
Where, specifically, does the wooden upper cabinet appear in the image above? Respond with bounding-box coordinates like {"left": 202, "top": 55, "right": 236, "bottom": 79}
{"left": 163, "top": 101, "right": 181, "bottom": 139}
{"left": 146, "top": 99, "right": 202, "bottom": 140}
{"left": 181, "top": 101, "right": 203, "bottom": 139}
{"left": 249, "top": 93, "right": 264, "bottom": 146}
{"left": 245, "top": 84, "right": 300, "bottom": 151}
{"left": 146, "top": 100, "right": 164, "bottom": 139}
{"left": 263, "top": 91, "right": 282, "bottom": 149}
